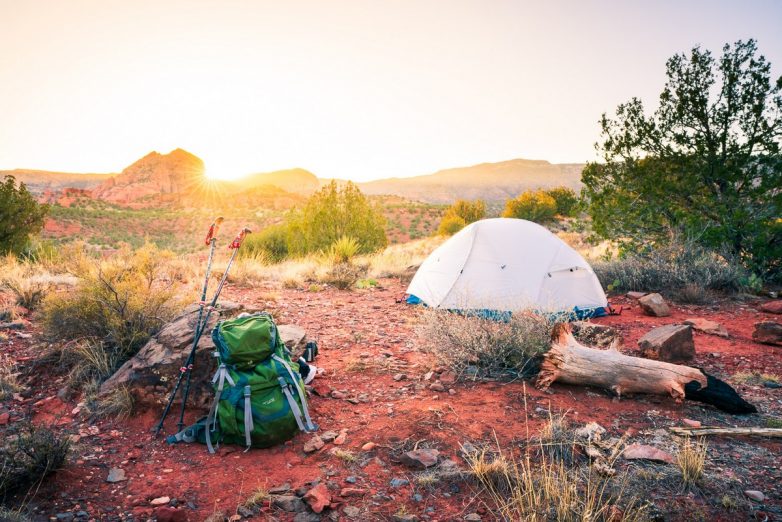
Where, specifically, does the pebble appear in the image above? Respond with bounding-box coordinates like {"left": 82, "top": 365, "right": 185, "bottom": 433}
{"left": 106, "top": 467, "right": 126, "bottom": 483}
{"left": 361, "top": 442, "right": 376, "bottom": 451}
{"left": 345, "top": 475, "right": 358, "bottom": 483}
{"left": 682, "top": 418, "right": 701, "bottom": 428}
{"left": 429, "top": 382, "right": 446, "bottom": 392}
{"left": 304, "top": 435, "right": 325, "bottom": 453}
{"left": 390, "top": 478, "right": 410, "bottom": 488}
{"left": 150, "top": 496, "right": 171, "bottom": 506}
{"left": 745, "top": 490, "right": 765, "bottom": 502}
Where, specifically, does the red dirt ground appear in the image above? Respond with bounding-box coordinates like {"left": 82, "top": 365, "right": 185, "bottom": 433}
{"left": 2, "top": 281, "right": 781, "bottom": 521}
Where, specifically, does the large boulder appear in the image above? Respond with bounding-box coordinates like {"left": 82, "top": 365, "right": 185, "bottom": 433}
{"left": 638, "top": 324, "right": 695, "bottom": 362}
{"left": 101, "top": 305, "right": 310, "bottom": 410}
{"left": 753, "top": 321, "right": 782, "bottom": 346}
{"left": 637, "top": 293, "right": 671, "bottom": 317}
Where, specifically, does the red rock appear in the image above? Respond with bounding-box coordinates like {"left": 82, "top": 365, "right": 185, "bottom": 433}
{"left": 152, "top": 507, "right": 189, "bottom": 522}
{"left": 400, "top": 448, "right": 440, "bottom": 468}
{"left": 638, "top": 324, "right": 695, "bottom": 362}
{"left": 638, "top": 293, "right": 671, "bottom": 317}
{"left": 339, "top": 487, "right": 367, "bottom": 497}
{"left": 334, "top": 431, "right": 347, "bottom": 445}
{"left": 683, "top": 318, "right": 729, "bottom": 338}
{"left": 303, "top": 435, "right": 324, "bottom": 453}
{"left": 682, "top": 418, "right": 701, "bottom": 428}
{"left": 0, "top": 412, "right": 9, "bottom": 425}
{"left": 303, "top": 483, "right": 331, "bottom": 513}
{"left": 361, "top": 442, "right": 376, "bottom": 451}
{"left": 439, "top": 371, "right": 457, "bottom": 385}
{"left": 759, "top": 300, "right": 782, "bottom": 314}
{"left": 753, "top": 321, "right": 782, "bottom": 346}
{"left": 622, "top": 444, "right": 674, "bottom": 464}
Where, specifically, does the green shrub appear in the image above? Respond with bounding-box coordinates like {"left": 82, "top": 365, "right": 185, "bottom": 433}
{"left": 544, "top": 187, "right": 580, "bottom": 217}
{"left": 287, "top": 181, "right": 387, "bottom": 256}
{"left": 437, "top": 214, "right": 467, "bottom": 236}
{"left": 593, "top": 242, "right": 748, "bottom": 298}
{"left": 321, "top": 262, "right": 367, "bottom": 290}
{"left": 240, "top": 224, "right": 289, "bottom": 263}
{"left": 42, "top": 243, "right": 186, "bottom": 387}
{"left": 0, "top": 176, "right": 49, "bottom": 255}
{"left": 0, "top": 423, "right": 70, "bottom": 498}
{"left": 501, "top": 190, "right": 557, "bottom": 223}
{"left": 326, "top": 236, "right": 360, "bottom": 264}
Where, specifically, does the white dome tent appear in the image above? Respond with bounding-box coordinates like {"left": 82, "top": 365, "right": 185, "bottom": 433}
{"left": 406, "top": 218, "right": 608, "bottom": 317}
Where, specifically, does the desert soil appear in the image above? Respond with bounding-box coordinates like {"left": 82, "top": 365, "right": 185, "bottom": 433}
{"left": 1, "top": 278, "right": 781, "bottom": 521}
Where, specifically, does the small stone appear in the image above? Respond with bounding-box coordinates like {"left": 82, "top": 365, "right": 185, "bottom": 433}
{"left": 623, "top": 444, "right": 674, "bottom": 464}
{"left": 429, "top": 382, "right": 446, "bottom": 392}
{"left": 345, "top": 475, "right": 358, "bottom": 483}
{"left": 228, "top": 515, "right": 241, "bottom": 522}
{"left": 236, "top": 505, "right": 255, "bottom": 518}
{"left": 464, "top": 515, "right": 482, "bottom": 521}
{"left": 390, "top": 478, "right": 410, "bottom": 488}
{"left": 343, "top": 506, "right": 361, "bottom": 518}
{"left": 752, "top": 321, "right": 782, "bottom": 346}
{"left": 55, "top": 514, "right": 74, "bottom": 522}
{"left": 320, "top": 431, "right": 339, "bottom": 443}
{"left": 393, "top": 373, "right": 406, "bottom": 381}
{"left": 333, "top": 430, "right": 347, "bottom": 445}
{"left": 304, "top": 435, "right": 325, "bottom": 453}
{"left": 303, "top": 483, "right": 331, "bottom": 513}
{"left": 682, "top": 418, "right": 701, "bottom": 428}
{"left": 339, "top": 487, "right": 367, "bottom": 497}
{"left": 745, "top": 490, "right": 765, "bottom": 502}
{"left": 638, "top": 324, "right": 695, "bottom": 362}
{"left": 330, "top": 390, "right": 347, "bottom": 399}
{"left": 150, "top": 496, "right": 171, "bottom": 506}
{"left": 272, "top": 495, "right": 308, "bottom": 513}
{"left": 361, "top": 442, "right": 376, "bottom": 451}
{"left": 575, "top": 422, "right": 606, "bottom": 442}
{"left": 400, "top": 448, "right": 440, "bottom": 469}
{"left": 638, "top": 293, "right": 671, "bottom": 317}
{"left": 412, "top": 493, "right": 423, "bottom": 502}
{"left": 106, "top": 467, "right": 126, "bottom": 483}
{"left": 683, "top": 318, "right": 729, "bottom": 338}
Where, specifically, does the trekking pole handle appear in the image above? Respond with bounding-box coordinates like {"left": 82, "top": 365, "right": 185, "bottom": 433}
{"left": 204, "top": 217, "right": 225, "bottom": 246}
{"left": 229, "top": 227, "right": 252, "bottom": 249}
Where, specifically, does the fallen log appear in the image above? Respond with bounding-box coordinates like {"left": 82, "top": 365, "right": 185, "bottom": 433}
{"left": 669, "top": 427, "right": 782, "bottom": 438}
{"left": 535, "top": 324, "right": 757, "bottom": 414}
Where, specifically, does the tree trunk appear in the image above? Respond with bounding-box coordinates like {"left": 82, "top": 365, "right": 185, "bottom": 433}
{"left": 535, "top": 324, "right": 756, "bottom": 414}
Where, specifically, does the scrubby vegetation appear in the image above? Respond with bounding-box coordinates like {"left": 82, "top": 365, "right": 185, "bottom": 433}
{"left": 502, "top": 190, "right": 558, "bottom": 223}
{"left": 544, "top": 187, "right": 580, "bottom": 217}
{"left": 41, "top": 243, "right": 189, "bottom": 391}
{"left": 416, "top": 310, "right": 553, "bottom": 380}
{"left": 592, "top": 241, "right": 750, "bottom": 299}
{"left": 0, "top": 176, "right": 49, "bottom": 256}
{"left": 0, "top": 423, "right": 70, "bottom": 498}
{"left": 437, "top": 199, "right": 486, "bottom": 235}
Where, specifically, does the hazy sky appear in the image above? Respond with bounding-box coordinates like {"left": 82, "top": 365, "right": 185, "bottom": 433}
{"left": 1, "top": 1, "right": 780, "bottom": 181}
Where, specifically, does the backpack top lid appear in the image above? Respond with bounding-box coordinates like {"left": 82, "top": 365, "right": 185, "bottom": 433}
{"left": 213, "top": 312, "right": 278, "bottom": 369}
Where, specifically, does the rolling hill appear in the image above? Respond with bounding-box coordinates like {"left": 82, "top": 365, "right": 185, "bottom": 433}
{"left": 0, "top": 169, "right": 113, "bottom": 193}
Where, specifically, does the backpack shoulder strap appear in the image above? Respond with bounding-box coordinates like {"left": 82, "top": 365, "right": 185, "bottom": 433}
{"left": 272, "top": 354, "right": 318, "bottom": 432}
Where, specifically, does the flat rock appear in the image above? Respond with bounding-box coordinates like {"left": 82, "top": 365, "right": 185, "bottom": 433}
{"left": 752, "top": 321, "right": 782, "bottom": 346}
{"left": 343, "top": 506, "right": 361, "bottom": 518}
{"left": 627, "top": 291, "right": 647, "bottom": 300}
{"left": 684, "top": 318, "right": 729, "bottom": 338}
{"left": 303, "top": 483, "right": 331, "bottom": 513}
{"left": 759, "top": 301, "right": 782, "bottom": 314}
{"left": 745, "top": 490, "right": 765, "bottom": 502}
{"left": 278, "top": 324, "right": 307, "bottom": 355}
{"left": 400, "top": 448, "right": 440, "bottom": 469}
{"left": 638, "top": 293, "right": 671, "bottom": 317}
{"left": 623, "top": 444, "right": 674, "bottom": 464}
{"left": 106, "top": 467, "right": 126, "bottom": 483}
{"left": 304, "top": 435, "right": 325, "bottom": 453}
{"left": 100, "top": 301, "right": 243, "bottom": 408}
{"left": 638, "top": 324, "right": 694, "bottom": 362}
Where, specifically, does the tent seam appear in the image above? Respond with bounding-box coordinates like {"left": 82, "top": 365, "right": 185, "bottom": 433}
{"left": 438, "top": 223, "right": 479, "bottom": 308}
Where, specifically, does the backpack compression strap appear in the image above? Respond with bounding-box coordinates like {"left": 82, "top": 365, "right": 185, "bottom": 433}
{"left": 205, "top": 361, "right": 236, "bottom": 454}
{"left": 243, "top": 385, "right": 253, "bottom": 452}
{"left": 272, "top": 355, "right": 318, "bottom": 432}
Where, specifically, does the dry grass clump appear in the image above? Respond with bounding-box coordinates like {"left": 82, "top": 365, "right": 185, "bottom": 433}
{"left": 676, "top": 437, "right": 707, "bottom": 487}
{"left": 243, "top": 486, "right": 270, "bottom": 508}
{"left": 0, "top": 257, "right": 53, "bottom": 310}
{"left": 0, "top": 354, "right": 23, "bottom": 400}
{"left": 365, "top": 236, "right": 444, "bottom": 279}
{"left": 0, "top": 423, "right": 70, "bottom": 498}
{"left": 593, "top": 242, "right": 748, "bottom": 300}
{"left": 733, "top": 371, "right": 779, "bottom": 385}
{"left": 464, "top": 442, "right": 647, "bottom": 521}
{"left": 87, "top": 385, "right": 135, "bottom": 419}
{"left": 416, "top": 310, "right": 553, "bottom": 380}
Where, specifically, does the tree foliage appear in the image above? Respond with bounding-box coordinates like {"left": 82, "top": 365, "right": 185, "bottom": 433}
{"left": 0, "top": 176, "right": 49, "bottom": 255}
{"left": 544, "top": 187, "right": 580, "bottom": 217}
{"left": 286, "top": 181, "right": 387, "bottom": 256}
{"left": 437, "top": 199, "right": 485, "bottom": 235}
{"left": 582, "top": 40, "right": 782, "bottom": 279}
{"left": 501, "top": 190, "right": 557, "bottom": 223}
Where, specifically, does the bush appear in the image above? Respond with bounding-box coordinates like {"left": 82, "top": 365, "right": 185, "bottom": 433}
{"left": 0, "top": 258, "right": 51, "bottom": 310}
{"left": 326, "top": 236, "right": 360, "bottom": 264}
{"left": 240, "top": 224, "right": 289, "bottom": 263}
{"left": 287, "top": 181, "right": 387, "bottom": 256}
{"left": 321, "top": 262, "right": 367, "bottom": 290}
{"left": 0, "top": 423, "right": 70, "bottom": 498}
{"left": 437, "top": 214, "right": 467, "bottom": 236}
{"left": 0, "top": 176, "right": 49, "bottom": 255}
{"left": 593, "top": 242, "right": 749, "bottom": 299}
{"left": 416, "top": 310, "right": 552, "bottom": 379}
{"left": 0, "top": 354, "right": 22, "bottom": 401}
{"left": 42, "top": 243, "right": 186, "bottom": 387}
{"left": 544, "top": 187, "right": 580, "bottom": 217}
{"left": 501, "top": 190, "right": 557, "bottom": 223}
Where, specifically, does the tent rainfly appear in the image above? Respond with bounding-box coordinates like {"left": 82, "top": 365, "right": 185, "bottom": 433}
{"left": 406, "top": 218, "right": 608, "bottom": 317}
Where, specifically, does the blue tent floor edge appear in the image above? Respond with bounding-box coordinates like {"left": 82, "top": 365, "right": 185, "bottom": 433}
{"left": 405, "top": 294, "right": 607, "bottom": 322}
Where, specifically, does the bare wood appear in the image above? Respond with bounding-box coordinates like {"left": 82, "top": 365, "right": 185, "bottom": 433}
{"left": 535, "top": 324, "right": 756, "bottom": 413}
{"left": 669, "top": 427, "right": 782, "bottom": 438}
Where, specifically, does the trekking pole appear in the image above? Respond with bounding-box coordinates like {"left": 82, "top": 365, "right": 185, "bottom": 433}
{"left": 153, "top": 227, "right": 252, "bottom": 436}
{"left": 173, "top": 227, "right": 251, "bottom": 432}
{"left": 152, "top": 217, "right": 223, "bottom": 436}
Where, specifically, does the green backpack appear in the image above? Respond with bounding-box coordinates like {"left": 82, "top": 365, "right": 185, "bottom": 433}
{"left": 168, "top": 312, "right": 318, "bottom": 453}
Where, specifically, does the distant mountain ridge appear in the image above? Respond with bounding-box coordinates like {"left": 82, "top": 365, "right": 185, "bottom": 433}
{"left": 354, "top": 159, "right": 584, "bottom": 203}
{"left": 5, "top": 150, "right": 584, "bottom": 206}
